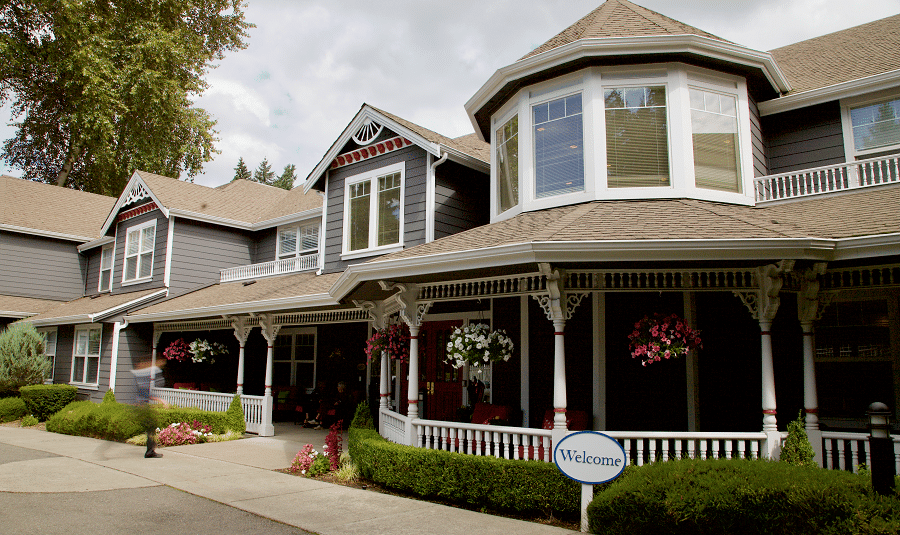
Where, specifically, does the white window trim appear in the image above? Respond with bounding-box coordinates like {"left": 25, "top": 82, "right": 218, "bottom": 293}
{"left": 340, "top": 161, "right": 406, "bottom": 259}
{"left": 274, "top": 327, "right": 317, "bottom": 390}
{"left": 488, "top": 64, "right": 754, "bottom": 223}
{"left": 71, "top": 324, "right": 102, "bottom": 388}
{"left": 121, "top": 219, "right": 156, "bottom": 285}
{"left": 37, "top": 327, "right": 57, "bottom": 384}
{"left": 98, "top": 244, "right": 114, "bottom": 293}
{"left": 840, "top": 88, "right": 900, "bottom": 162}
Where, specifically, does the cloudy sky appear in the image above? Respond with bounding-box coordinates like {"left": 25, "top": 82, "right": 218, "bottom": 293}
{"left": 1, "top": 0, "right": 898, "bottom": 188}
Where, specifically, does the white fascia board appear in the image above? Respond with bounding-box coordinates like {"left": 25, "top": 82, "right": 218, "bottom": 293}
{"left": 27, "top": 313, "right": 93, "bottom": 327}
{"left": 89, "top": 289, "right": 169, "bottom": 322}
{"left": 758, "top": 69, "right": 900, "bottom": 116}
{"left": 831, "top": 232, "right": 900, "bottom": 261}
{"left": 465, "top": 35, "right": 790, "bottom": 127}
{"left": 77, "top": 235, "right": 115, "bottom": 253}
{"left": 442, "top": 146, "right": 490, "bottom": 174}
{"left": 329, "top": 238, "right": 835, "bottom": 300}
{"left": 166, "top": 209, "right": 253, "bottom": 230}
{"left": 304, "top": 106, "right": 442, "bottom": 193}
{"left": 0, "top": 223, "right": 95, "bottom": 243}
{"left": 99, "top": 172, "right": 169, "bottom": 236}
{"left": 252, "top": 207, "right": 324, "bottom": 230}
{"left": 124, "top": 293, "right": 338, "bottom": 323}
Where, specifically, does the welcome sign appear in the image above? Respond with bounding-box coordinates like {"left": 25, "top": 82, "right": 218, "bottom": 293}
{"left": 553, "top": 431, "right": 627, "bottom": 484}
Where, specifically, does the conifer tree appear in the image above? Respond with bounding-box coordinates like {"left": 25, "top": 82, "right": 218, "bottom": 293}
{"left": 253, "top": 158, "right": 276, "bottom": 186}
{"left": 272, "top": 164, "right": 296, "bottom": 190}
{"left": 232, "top": 157, "right": 252, "bottom": 181}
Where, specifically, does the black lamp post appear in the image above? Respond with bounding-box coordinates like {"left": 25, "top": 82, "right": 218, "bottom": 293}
{"left": 867, "top": 402, "right": 895, "bottom": 496}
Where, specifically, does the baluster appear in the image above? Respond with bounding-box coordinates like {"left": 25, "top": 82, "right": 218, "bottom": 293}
{"left": 440, "top": 427, "right": 448, "bottom": 451}
{"left": 674, "top": 439, "right": 682, "bottom": 460}
{"left": 700, "top": 439, "right": 708, "bottom": 460}
{"left": 503, "top": 433, "right": 510, "bottom": 459}
{"left": 623, "top": 439, "right": 631, "bottom": 465}
{"left": 492, "top": 432, "right": 500, "bottom": 458}
{"left": 851, "top": 441, "right": 860, "bottom": 472}
{"left": 418, "top": 426, "right": 426, "bottom": 449}
{"left": 512, "top": 434, "right": 520, "bottom": 460}
{"left": 543, "top": 436, "right": 551, "bottom": 462}
{"left": 687, "top": 439, "right": 696, "bottom": 460}
{"left": 636, "top": 439, "right": 645, "bottom": 466}
{"left": 661, "top": 439, "right": 669, "bottom": 462}
{"left": 863, "top": 440, "right": 871, "bottom": 471}
{"left": 466, "top": 429, "right": 473, "bottom": 455}
{"left": 737, "top": 440, "right": 746, "bottom": 459}
{"left": 725, "top": 440, "right": 733, "bottom": 459}
{"left": 838, "top": 440, "right": 847, "bottom": 471}
{"left": 475, "top": 430, "right": 482, "bottom": 456}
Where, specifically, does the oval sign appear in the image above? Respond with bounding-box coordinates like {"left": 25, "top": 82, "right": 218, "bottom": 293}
{"left": 553, "top": 431, "right": 627, "bottom": 484}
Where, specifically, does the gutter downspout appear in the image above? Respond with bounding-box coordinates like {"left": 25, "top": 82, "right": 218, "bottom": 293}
{"left": 427, "top": 151, "right": 449, "bottom": 243}
{"left": 315, "top": 177, "right": 328, "bottom": 276}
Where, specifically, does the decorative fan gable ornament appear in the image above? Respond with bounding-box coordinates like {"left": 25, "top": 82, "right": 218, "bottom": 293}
{"left": 352, "top": 118, "right": 383, "bottom": 145}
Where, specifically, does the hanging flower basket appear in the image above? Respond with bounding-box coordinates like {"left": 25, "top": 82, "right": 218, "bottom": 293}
{"left": 628, "top": 313, "right": 701, "bottom": 367}
{"left": 444, "top": 323, "right": 514, "bottom": 369}
{"left": 163, "top": 338, "right": 192, "bottom": 362}
{"left": 188, "top": 339, "right": 228, "bottom": 364}
{"left": 364, "top": 323, "right": 410, "bottom": 363}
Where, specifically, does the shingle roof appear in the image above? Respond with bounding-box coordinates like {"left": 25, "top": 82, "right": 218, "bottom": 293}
{"left": 0, "top": 175, "right": 116, "bottom": 240}
{"left": 24, "top": 289, "right": 164, "bottom": 323}
{"left": 0, "top": 294, "right": 67, "bottom": 318}
{"left": 769, "top": 14, "right": 900, "bottom": 95}
{"left": 369, "top": 106, "right": 490, "bottom": 164}
{"left": 521, "top": 0, "right": 730, "bottom": 61}
{"left": 134, "top": 171, "right": 321, "bottom": 225}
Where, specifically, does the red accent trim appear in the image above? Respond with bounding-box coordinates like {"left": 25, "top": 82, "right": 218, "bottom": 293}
{"left": 377, "top": 142, "right": 385, "bottom": 153}
{"left": 403, "top": 138, "right": 411, "bottom": 145}
{"left": 805, "top": 408, "right": 818, "bottom": 414}
{"left": 409, "top": 335, "right": 419, "bottom": 340}
{"left": 408, "top": 400, "right": 419, "bottom": 405}
{"left": 554, "top": 332, "right": 564, "bottom": 336}
{"left": 386, "top": 139, "right": 394, "bottom": 150}
{"left": 553, "top": 408, "right": 566, "bottom": 413}
{"left": 760, "top": 331, "right": 771, "bottom": 336}
{"left": 116, "top": 202, "right": 158, "bottom": 223}
{"left": 337, "top": 155, "right": 345, "bottom": 166}
{"left": 380, "top": 393, "right": 390, "bottom": 397}
{"left": 237, "top": 383, "right": 243, "bottom": 387}
{"left": 762, "top": 409, "right": 777, "bottom": 415}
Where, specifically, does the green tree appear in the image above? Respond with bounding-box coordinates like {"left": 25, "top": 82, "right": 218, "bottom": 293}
{"left": 253, "top": 157, "right": 275, "bottom": 186}
{"left": 0, "top": 322, "right": 50, "bottom": 395}
{"left": 232, "top": 157, "right": 251, "bottom": 181}
{"left": 781, "top": 411, "right": 815, "bottom": 467}
{"left": 0, "top": 0, "right": 252, "bottom": 195}
{"left": 272, "top": 163, "right": 296, "bottom": 190}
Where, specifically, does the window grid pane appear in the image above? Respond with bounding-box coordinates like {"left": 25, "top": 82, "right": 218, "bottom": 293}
{"left": 851, "top": 98, "right": 900, "bottom": 152}
{"left": 348, "top": 181, "right": 371, "bottom": 251}
{"left": 300, "top": 225, "right": 318, "bottom": 252}
{"left": 605, "top": 86, "right": 670, "bottom": 188}
{"left": 533, "top": 94, "right": 585, "bottom": 198}
{"left": 279, "top": 228, "right": 298, "bottom": 257}
{"left": 690, "top": 88, "right": 741, "bottom": 192}
{"left": 377, "top": 173, "right": 401, "bottom": 247}
{"left": 496, "top": 115, "right": 519, "bottom": 212}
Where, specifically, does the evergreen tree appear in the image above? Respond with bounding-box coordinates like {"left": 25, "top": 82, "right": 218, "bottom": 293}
{"left": 253, "top": 158, "right": 276, "bottom": 186}
{"left": 232, "top": 157, "right": 251, "bottom": 181}
{"left": 272, "top": 164, "right": 297, "bottom": 190}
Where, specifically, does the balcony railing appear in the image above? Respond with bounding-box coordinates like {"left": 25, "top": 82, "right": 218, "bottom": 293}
{"left": 754, "top": 154, "right": 899, "bottom": 203}
{"left": 220, "top": 253, "right": 319, "bottom": 283}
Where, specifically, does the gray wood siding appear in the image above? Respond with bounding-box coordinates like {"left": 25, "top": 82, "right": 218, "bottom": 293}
{"left": 434, "top": 161, "right": 489, "bottom": 239}
{"left": 762, "top": 101, "right": 846, "bottom": 175}
{"left": 253, "top": 228, "right": 277, "bottom": 264}
{"left": 0, "top": 230, "right": 84, "bottom": 301}
{"left": 168, "top": 218, "right": 253, "bottom": 296}
{"left": 322, "top": 144, "right": 428, "bottom": 274}
{"left": 94, "top": 323, "right": 113, "bottom": 401}
{"left": 52, "top": 324, "right": 111, "bottom": 402}
{"left": 749, "top": 95, "right": 767, "bottom": 177}
{"left": 83, "top": 246, "right": 105, "bottom": 296}
{"left": 111, "top": 209, "right": 168, "bottom": 295}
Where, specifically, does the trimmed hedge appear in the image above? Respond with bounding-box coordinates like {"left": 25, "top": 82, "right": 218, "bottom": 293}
{"left": 587, "top": 458, "right": 900, "bottom": 535}
{"left": 19, "top": 384, "right": 77, "bottom": 421}
{"left": 0, "top": 396, "right": 26, "bottom": 422}
{"left": 348, "top": 403, "right": 580, "bottom": 518}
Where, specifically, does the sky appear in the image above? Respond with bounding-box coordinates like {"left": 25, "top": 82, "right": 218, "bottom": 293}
{"left": 1, "top": 0, "right": 898, "bottom": 189}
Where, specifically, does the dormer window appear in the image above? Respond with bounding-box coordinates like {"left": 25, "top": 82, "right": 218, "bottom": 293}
{"left": 278, "top": 223, "right": 319, "bottom": 259}
{"left": 342, "top": 161, "right": 405, "bottom": 258}
{"left": 123, "top": 220, "right": 155, "bottom": 284}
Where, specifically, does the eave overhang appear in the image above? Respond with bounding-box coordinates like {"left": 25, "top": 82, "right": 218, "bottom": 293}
{"left": 124, "top": 292, "right": 339, "bottom": 323}
{"left": 465, "top": 34, "right": 791, "bottom": 139}
{"left": 0, "top": 223, "right": 96, "bottom": 243}
{"left": 758, "top": 69, "right": 900, "bottom": 116}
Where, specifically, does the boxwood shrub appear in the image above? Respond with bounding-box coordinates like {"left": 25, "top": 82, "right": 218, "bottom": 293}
{"left": 587, "top": 457, "right": 900, "bottom": 535}
{"left": 0, "top": 396, "right": 26, "bottom": 422}
{"left": 348, "top": 403, "right": 580, "bottom": 519}
{"left": 19, "top": 384, "right": 77, "bottom": 421}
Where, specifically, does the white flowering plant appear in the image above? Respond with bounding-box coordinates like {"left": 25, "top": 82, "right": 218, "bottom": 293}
{"left": 444, "top": 323, "right": 514, "bottom": 369}
{"left": 188, "top": 339, "right": 228, "bottom": 364}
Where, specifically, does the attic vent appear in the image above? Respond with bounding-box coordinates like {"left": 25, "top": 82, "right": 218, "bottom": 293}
{"left": 352, "top": 118, "right": 383, "bottom": 145}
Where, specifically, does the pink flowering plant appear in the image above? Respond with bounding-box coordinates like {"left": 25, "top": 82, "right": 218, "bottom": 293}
{"left": 364, "top": 323, "right": 410, "bottom": 363}
{"left": 156, "top": 420, "right": 214, "bottom": 446}
{"left": 289, "top": 443, "right": 320, "bottom": 475}
{"left": 628, "top": 313, "right": 702, "bottom": 367}
{"left": 323, "top": 421, "right": 343, "bottom": 470}
{"left": 445, "top": 323, "right": 514, "bottom": 368}
{"left": 162, "top": 338, "right": 192, "bottom": 362}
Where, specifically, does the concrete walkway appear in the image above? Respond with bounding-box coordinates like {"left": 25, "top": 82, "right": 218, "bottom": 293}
{"left": 0, "top": 425, "right": 577, "bottom": 535}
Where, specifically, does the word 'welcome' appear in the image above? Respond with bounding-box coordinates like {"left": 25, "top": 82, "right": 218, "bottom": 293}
{"left": 557, "top": 449, "right": 623, "bottom": 466}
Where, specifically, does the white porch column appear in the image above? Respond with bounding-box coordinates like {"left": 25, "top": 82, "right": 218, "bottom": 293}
{"left": 356, "top": 299, "right": 390, "bottom": 429}
{"left": 230, "top": 316, "right": 253, "bottom": 396}
{"left": 532, "top": 264, "right": 586, "bottom": 445}
{"left": 798, "top": 263, "right": 828, "bottom": 465}
{"left": 258, "top": 314, "right": 280, "bottom": 437}
{"left": 407, "top": 325, "right": 421, "bottom": 420}
{"left": 380, "top": 349, "right": 390, "bottom": 411}
{"left": 759, "top": 319, "right": 778, "bottom": 433}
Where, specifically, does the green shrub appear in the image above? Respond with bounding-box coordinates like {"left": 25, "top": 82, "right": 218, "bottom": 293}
{"left": 0, "top": 396, "right": 26, "bottom": 422}
{"left": 307, "top": 454, "right": 330, "bottom": 477}
{"left": 157, "top": 406, "right": 242, "bottom": 434}
{"left": 19, "top": 384, "right": 77, "bottom": 421}
{"left": 348, "top": 426, "right": 580, "bottom": 518}
{"left": 224, "top": 394, "right": 246, "bottom": 434}
{"left": 587, "top": 458, "right": 900, "bottom": 535}
{"left": 20, "top": 414, "right": 38, "bottom": 427}
{"left": 0, "top": 322, "right": 50, "bottom": 395}
{"left": 102, "top": 389, "right": 116, "bottom": 404}
{"left": 45, "top": 399, "right": 143, "bottom": 441}
{"left": 781, "top": 411, "right": 815, "bottom": 467}
{"left": 350, "top": 400, "right": 374, "bottom": 430}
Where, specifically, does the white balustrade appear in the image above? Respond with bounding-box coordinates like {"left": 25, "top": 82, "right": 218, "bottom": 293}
{"left": 380, "top": 407, "right": 411, "bottom": 445}
{"left": 411, "top": 418, "right": 553, "bottom": 461}
{"left": 821, "top": 431, "right": 900, "bottom": 474}
{"left": 151, "top": 387, "right": 265, "bottom": 434}
{"left": 754, "top": 154, "right": 899, "bottom": 203}
{"left": 220, "top": 253, "right": 319, "bottom": 283}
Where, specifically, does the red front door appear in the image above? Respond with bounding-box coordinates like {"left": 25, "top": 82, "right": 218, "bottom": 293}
{"left": 401, "top": 320, "right": 464, "bottom": 421}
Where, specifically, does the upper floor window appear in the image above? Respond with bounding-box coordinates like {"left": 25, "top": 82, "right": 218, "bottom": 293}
{"left": 496, "top": 114, "right": 519, "bottom": 213}
{"left": 72, "top": 325, "right": 101, "bottom": 386}
{"left": 37, "top": 327, "right": 57, "bottom": 383}
{"left": 99, "top": 245, "right": 113, "bottom": 292}
{"left": 604, "top": 86, "right": 669, "bottom": 188}
{"left": 123, "top": 220, "right": 155, "bottom": 283}
{"left": 533, "top": 94, "right": 584, "bottom": 198}
{"left": 690, "top": 88, "right": 742, "bottom": 193}
{"left": 343, "top": 162, "right": 404, "bottom": 257}
{"left": 278, "top": 223, "right": 319, "bottom": 259}
{"left": 849, "top": 96, "right": 900, "bottom": 158}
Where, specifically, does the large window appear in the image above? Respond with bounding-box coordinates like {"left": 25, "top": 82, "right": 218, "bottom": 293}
{"left": 343, "top": 163, "right": 403, "bottom": 255}
{"left": 496, "top": 114, "right": 519, "bottom": 213}
{"left": 123, "top": 220, "right": 155, "bottom": 283}
{"left": 690, "top": 88, "right": 742, "bottom": 193}
{"left": 849, "top": 96, "right": 900, "bottom": 157}
{"left": 533, "top": 94, "right": 584, "bottom": 198}
{"left": 273, "top": 328, "right": 316, "bottom": 389}
{"left": 605, "top": 85, "right": 669, "bottom": 188}
{"left": 278, "top": 223, "right": 319, "bottom": 259}
{"left": 99, "top": 245, "right": 113, "bottom": 292}
{"left": 72, "top": 325, "right": 101, "bottom": 386}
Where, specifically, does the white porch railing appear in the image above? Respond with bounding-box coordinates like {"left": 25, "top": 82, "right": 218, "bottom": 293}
{"left": 414, "top": 418, "right": 553, "bottom": 461}
{"left": 219, "top": 253, "right": 319, "bottom": 283}
{"left": 151, "top": 387, "right": 266, "bottom": 435}
{"left": 602, "top": 431, "right": 769, "bottom": 466}
{"left": 821, "top": 431, "right": 900, "bottom": 474}
{"left": 754, "top": 154, "right": 899, "bottom": 203}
